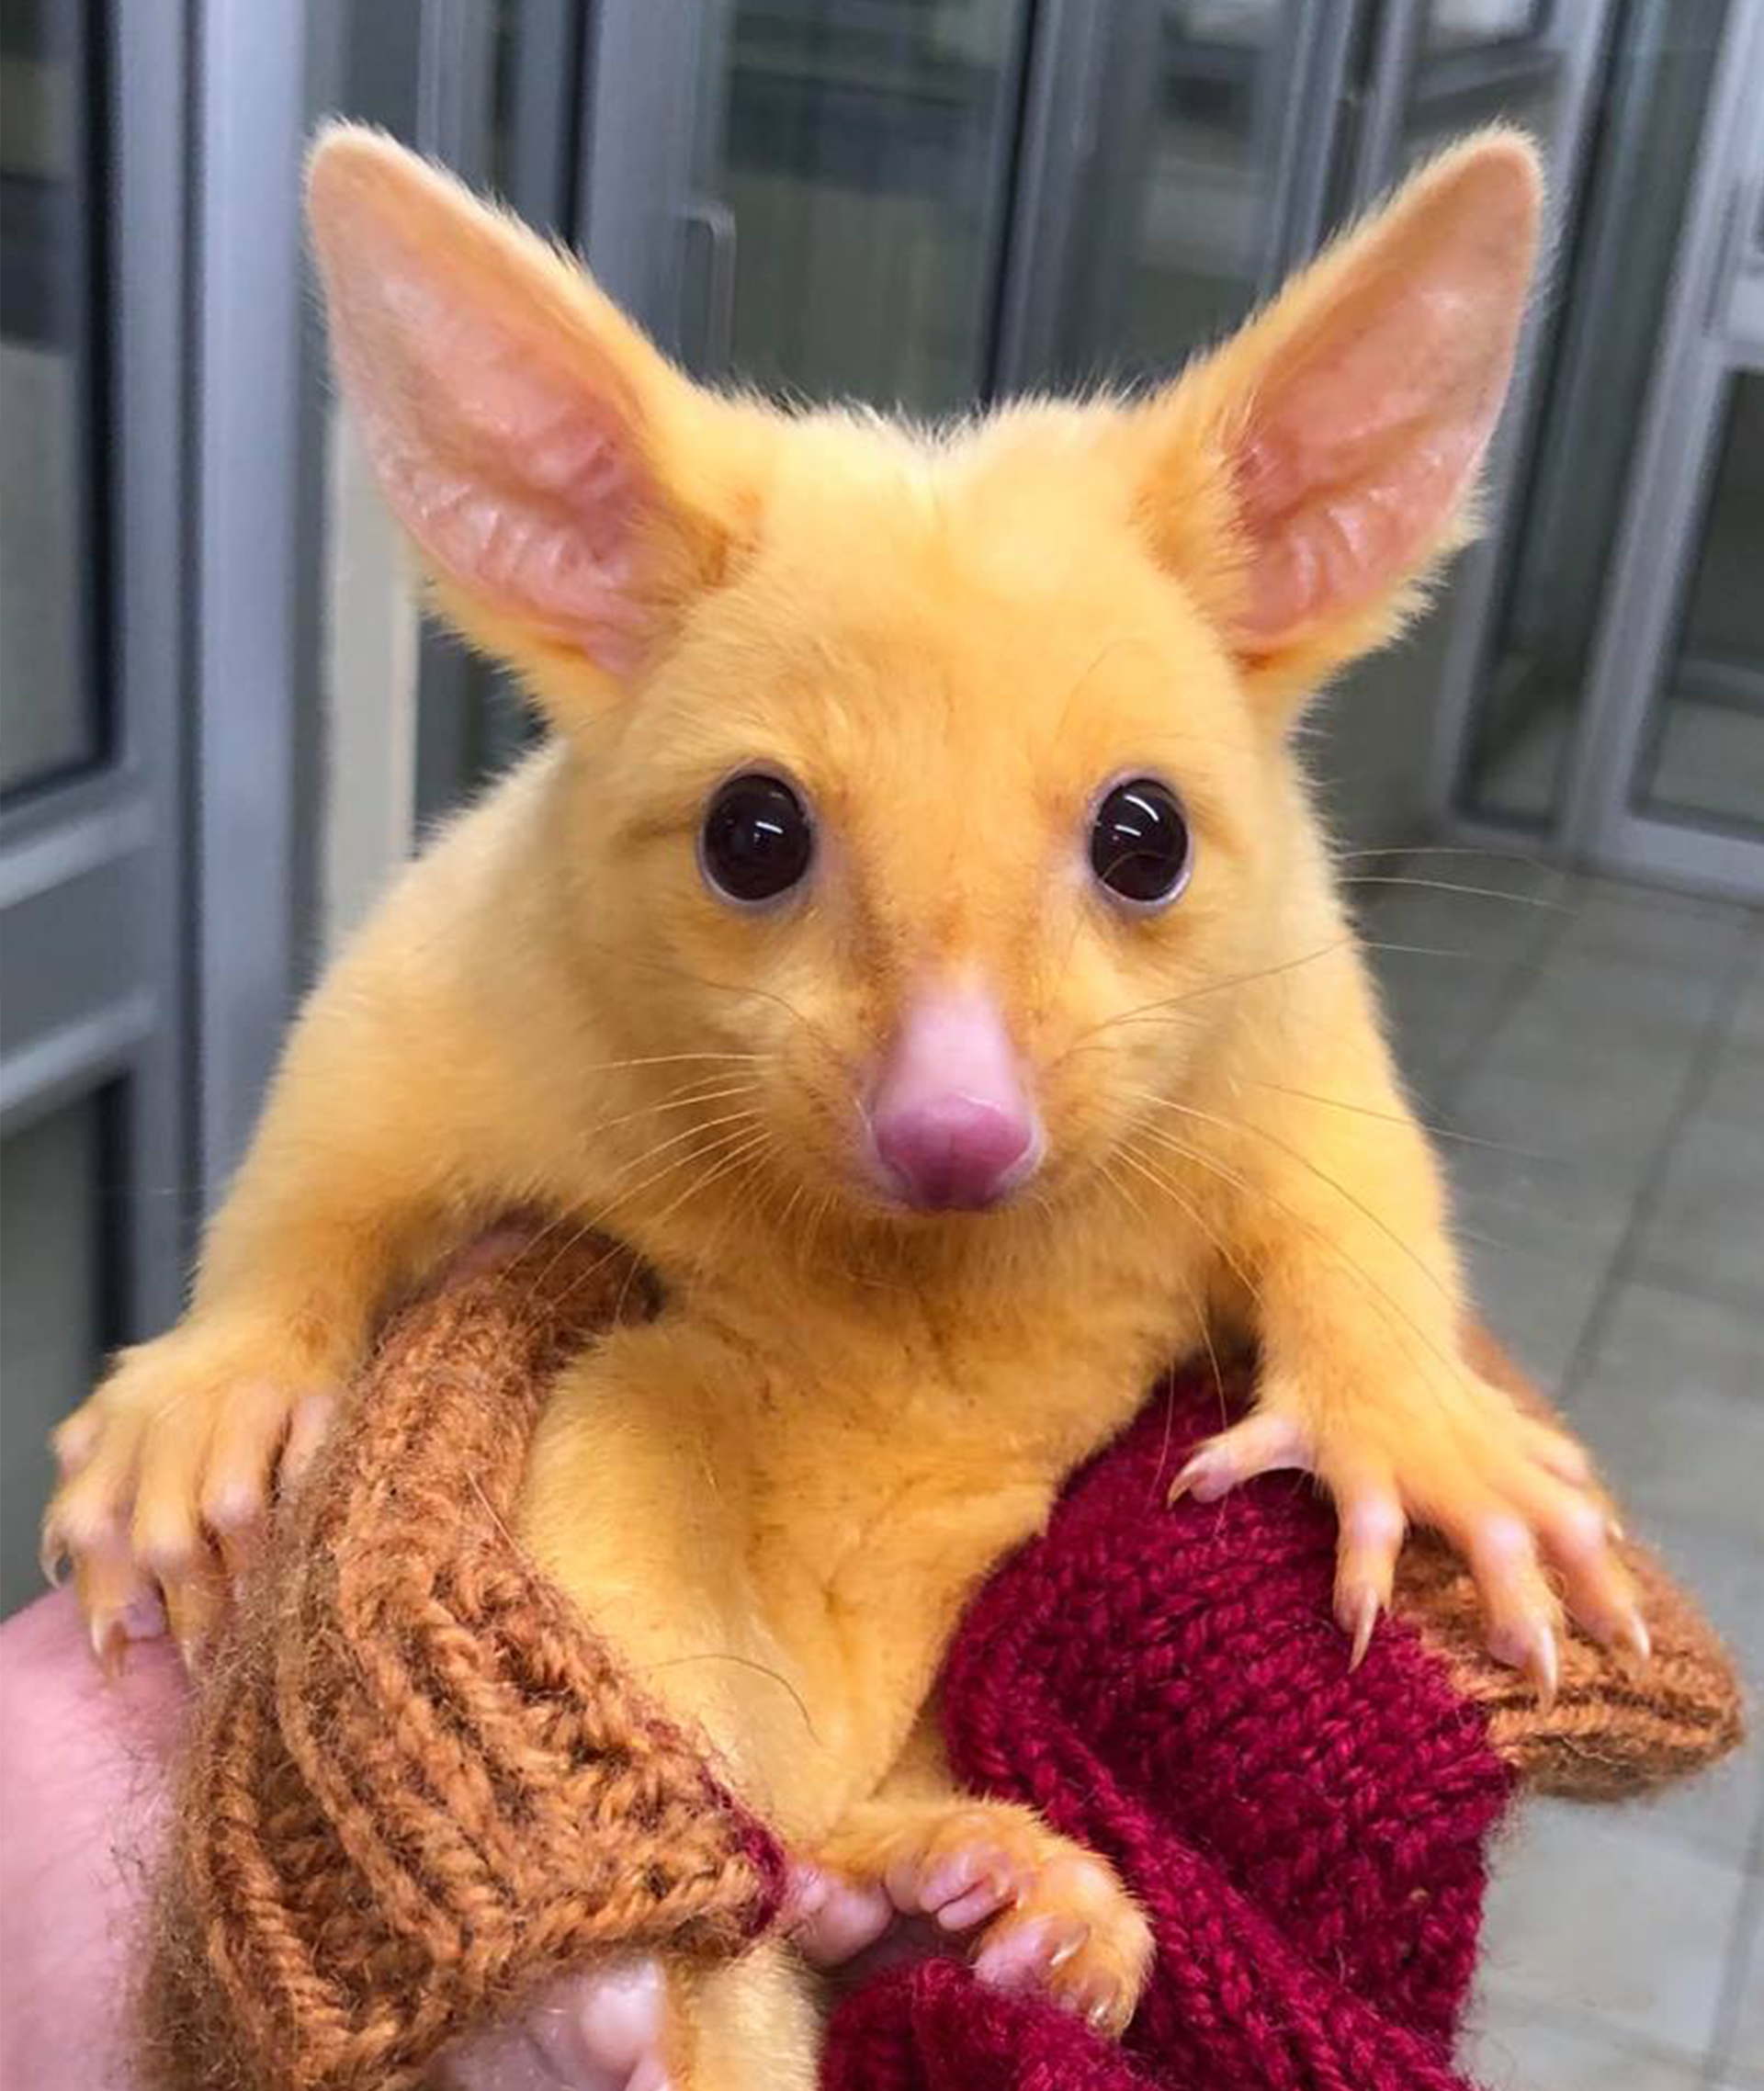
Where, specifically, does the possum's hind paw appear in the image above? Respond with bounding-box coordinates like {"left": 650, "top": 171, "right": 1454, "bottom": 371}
{"left": 813, "top": 1803, "right": 1153, "bottom": 2038}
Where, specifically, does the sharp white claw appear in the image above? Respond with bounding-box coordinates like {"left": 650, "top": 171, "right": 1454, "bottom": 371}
{"left": 1046, "top": 1924, "right": 1091, "bottom": 1973}
{"left": 1347, "top": 1590, "right": 1380, "bottom": 1672}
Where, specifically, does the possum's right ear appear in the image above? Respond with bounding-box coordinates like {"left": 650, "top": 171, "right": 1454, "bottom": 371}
{"left": 307, "top": 124, "right": 767, "bottom": 716}
{"left": 1127, "top": 130, "right": 1542, "bottom": 721}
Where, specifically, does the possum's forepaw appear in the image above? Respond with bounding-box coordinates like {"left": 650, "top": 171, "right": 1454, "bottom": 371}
{"left": 1170, "top": 1377, "right": 1649, "bottom": 1706}
{"left": 808, "top": 1804, "right": 1153, "bottom": 2037}
{"left": 42, "top": 1323, "right": 341, "bottom": 1669}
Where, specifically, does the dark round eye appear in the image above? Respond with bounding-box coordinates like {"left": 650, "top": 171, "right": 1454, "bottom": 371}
{"left": 700, "top": 772, "right": 814, "bottom": 905}
{"left": 1089, "top": 777, "right": 1192, "bottom": 907}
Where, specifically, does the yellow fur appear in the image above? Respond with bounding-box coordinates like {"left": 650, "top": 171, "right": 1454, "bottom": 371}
{"left": 50, "top": 126, "right": 1636, "bottom": 2085}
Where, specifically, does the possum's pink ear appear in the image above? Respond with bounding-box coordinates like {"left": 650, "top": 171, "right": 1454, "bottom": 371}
{"left": 1134, "top": 130, "right": 1542, "bottom": 713}
{"left": 307, "top": 124, "right": 757, "bottom": 698}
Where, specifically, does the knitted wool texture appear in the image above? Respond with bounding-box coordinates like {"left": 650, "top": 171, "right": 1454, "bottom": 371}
{"left": 140, "top": 1238, "right": 786, "bottom": 2091}
{"left": 140, "top": 1241, "right": 1742, "bottom": 2091}
{"left": 823, "top": 1373, "right": 1740, "bottom": 2091}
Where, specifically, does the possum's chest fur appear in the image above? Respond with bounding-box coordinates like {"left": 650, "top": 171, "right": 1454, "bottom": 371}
{"left": 514, "top": 1236, "right": 1204, "bottom": 1840}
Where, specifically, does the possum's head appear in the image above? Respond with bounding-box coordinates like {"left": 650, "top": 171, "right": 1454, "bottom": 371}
{"left": 308, "top": 127, "right": 1537, "bottom": 1227}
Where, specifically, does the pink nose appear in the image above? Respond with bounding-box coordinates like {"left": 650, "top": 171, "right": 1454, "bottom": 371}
{"left": 868, "top": 989, "right": 1041, "bottom": 1212}
{"left": 874, "top": 1098, "right": 1035, "bottom": 1211}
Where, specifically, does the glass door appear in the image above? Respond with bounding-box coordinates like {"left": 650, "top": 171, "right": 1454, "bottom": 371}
{"left": 1564, "top": 0, "right": 1764, "bottom": 896}
{"left": 582, "top": 0, "right": 1035, "bottom": 413}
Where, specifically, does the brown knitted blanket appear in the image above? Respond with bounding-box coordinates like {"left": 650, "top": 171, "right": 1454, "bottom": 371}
{"left": 141, "top": 1236, "right": 784, "bottom": 2091}
{"left": 139, "top": 1236, "right": 1742, "bottom": 2091}
{"left": 1411, "top": 1320, "right": 1743, "bottom": 1800}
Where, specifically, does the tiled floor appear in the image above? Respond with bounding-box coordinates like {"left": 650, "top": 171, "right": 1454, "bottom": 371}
{"left": 1361, "top": 856, "right": 1764, "bottom": 2091}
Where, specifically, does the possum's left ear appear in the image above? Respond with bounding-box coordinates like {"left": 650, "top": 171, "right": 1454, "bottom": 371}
{"left": 307, "top": 124, "right": 766, "bottom": 716}
{"left": 1131, "top": 130, "right": 1542, "bottom": 717}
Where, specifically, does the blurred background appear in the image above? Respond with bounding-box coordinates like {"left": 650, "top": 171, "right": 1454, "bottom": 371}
{"left": 0, "top": 2, "right": 1759, "bottom": 2082}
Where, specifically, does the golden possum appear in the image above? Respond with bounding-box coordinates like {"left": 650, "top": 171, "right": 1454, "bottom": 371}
{"left": 47, "top": 126, "right": 1645, "bottom": 2084}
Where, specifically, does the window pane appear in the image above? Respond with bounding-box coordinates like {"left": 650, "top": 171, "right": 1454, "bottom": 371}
{"left": 1638, "top": 371, "right": 1764, "bottom": 833}
{"left": 1030, "top": 6, "right": 1303, "bottom": 392}
{"left": 1396, "top": 3, "right": 1564, "bottom": 175}
{"left": 710, "top": 0, "right": 1029, "bottom": 413}
{"left": 0, "top": 0, "right": 104, "bottom": 797}
{"left": 1424, "top": 1, "right": 1545, "bottom": 53}
{"left": 0, "top": 1095, "right": 108, "bottom": 1613}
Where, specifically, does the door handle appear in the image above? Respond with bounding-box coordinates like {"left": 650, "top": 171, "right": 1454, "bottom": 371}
{"left": 683, "top": 198, "right": 738, "bottom": 376}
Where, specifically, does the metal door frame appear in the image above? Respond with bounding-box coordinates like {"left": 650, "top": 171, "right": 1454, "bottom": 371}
{"left": 1558, "top": 0, "right": 1764, "bottom": 898}
{"left": 192, "top": 0, "right": 316, "bottom": 1204}
{"left": 0, "top": 2, "right": 193, "bottom": 1335}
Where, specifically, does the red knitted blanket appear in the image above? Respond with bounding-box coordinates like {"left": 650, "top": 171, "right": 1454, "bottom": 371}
{"left": 828, "top": 1376, "right": 1514, "bottom": 2091}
